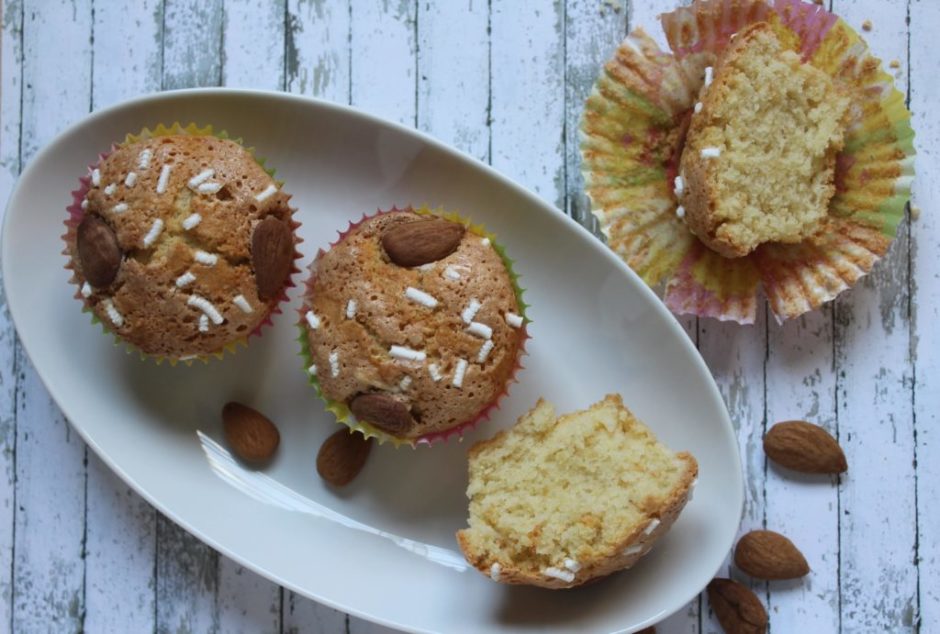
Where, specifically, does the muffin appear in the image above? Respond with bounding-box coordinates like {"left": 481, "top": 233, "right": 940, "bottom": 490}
{"left": 457, "top": 395, "right": 698, "bottom": 589}
{"left": 299, "top": 208, "right": 528, "bottom": 446}
{"left": 678, "top": 22, "right": 851, "bottom": 258}
{"left": 580, "top": 0, "right": 914, "bottom": 323}
{"left": 64, "top": 127, "right": 298, "bottom": 361}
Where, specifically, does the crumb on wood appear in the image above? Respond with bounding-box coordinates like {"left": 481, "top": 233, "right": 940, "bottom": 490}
{"left": 910, "top": 204, "right": 921, "bottom": 221}
{"left": 862, "top": 19, "right": 873, "bottom": 31}
{"left": 890, "top": 59, "right": 901, "bottom": 69}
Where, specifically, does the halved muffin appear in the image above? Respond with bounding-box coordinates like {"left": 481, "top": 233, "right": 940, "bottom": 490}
{"left": 457, "top": 395, "right": 697, "bottom": 588}
{"left": 678, "top": 22, "right": 851, "bottom": 258}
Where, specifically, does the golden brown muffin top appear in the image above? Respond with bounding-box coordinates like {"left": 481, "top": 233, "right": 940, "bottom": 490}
{"left": 303, "top": 211, "right": 526, "bottom": 440}
{"left": 67, "top": 135, "right": 294, "bottom": 359}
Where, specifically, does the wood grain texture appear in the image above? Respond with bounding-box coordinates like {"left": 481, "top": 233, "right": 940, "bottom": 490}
{"left": 491, "top": 0, "right": 566, "bottom": 208}
{"left": 910, "top": 1, "right": 936, "bottom": 631}
{"left": 13, "top": 2, "right": 91, "bottom": 631}
{"left": 564, "top": 0, "right": 627, "bottom": 231}
{"left": 350, "top": 0, "right": 416, "bottom": 126}
{"left": 162, "top": 0, "right": 223, "bottom": 90}
{"left": 222, "top": 0, "right": 285, "bottom": 90}
{"left": 285, "top": 0, "right": 351, "bottom": 102}
{"left": 832, "top": 1, "right": 917, "bottom": 631}
{"left": 0, "top": 2, "right": 23, "bottom": 630}
{"left": 764, "top": 314, "right": 839, "bottom": 632}
{"left": 417, "top": 0, "right": 489, "bottom": 163}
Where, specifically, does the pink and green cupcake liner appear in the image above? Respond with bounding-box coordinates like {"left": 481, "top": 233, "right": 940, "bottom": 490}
{"left": 298, "top": 206, "right": 530, "bottom": 448}
{"left": 580, "top": 0, "right": 915, "bottom": 324}
{"left": 62, "top": 122, "right": 303, "bottom": 364}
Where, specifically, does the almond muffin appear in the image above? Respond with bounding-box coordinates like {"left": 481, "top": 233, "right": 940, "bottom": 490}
{"left": 64, "top": 130, "right": 298, "bottom": 361}
{"left": 300, "top": 208, "right": 528, "bottom": 445}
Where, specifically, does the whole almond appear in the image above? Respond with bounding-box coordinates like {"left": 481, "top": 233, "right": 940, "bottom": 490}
{"left": 734, "top": 530, "right": 809, "bottom": 580}
{"left": 381, "top": 218, "right": 465, "bottom": 267}
{"left": 764, "top": 421, "right": 847, "bottom": 474}
{"left": 707, "top": 578, "right": 768, "bottom": 634}
{"left": 77, "top": 214, "right": 122, "bottom": 287}
{"left": 222, "top": 402, "right": 280, "bottom": 464}
{"left": 349, "top": 392, "right": 416, "bottom": 436}
{"left": 317, "top": 429, "right": 373, "bottom": 486}
{"left": 251, "top": 215, "right": 293, "bottom": 301}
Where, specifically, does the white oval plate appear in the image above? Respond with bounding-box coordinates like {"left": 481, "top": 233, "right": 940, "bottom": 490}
{"left": 2, "top": 89, "right": 742, "bottom": 634}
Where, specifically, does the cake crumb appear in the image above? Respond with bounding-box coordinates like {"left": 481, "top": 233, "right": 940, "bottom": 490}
{"left": 889, "top": 59, "right": 901, "bottom": 69}
{"left": 910, "top": 204, "right": 921, "bottom": 220}
{"left": 813, "top": 0, "right": 823, "bottom": 4}
{"left": 862, "top": 19, "right": 872, "bottom": 31}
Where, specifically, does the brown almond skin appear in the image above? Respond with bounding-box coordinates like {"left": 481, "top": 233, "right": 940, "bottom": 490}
{"left": 707, "top": 578, "right": 768, "bottom": 634}
{"left": 764, "top": 421, "right": 847, "bottom": 474}
{"left": 222, "top": 402, "right": 281, "bottom": 464}
{"left": 381, "top": 218, "right": 465, "bottom": 267}
{"left": 251, "top": 215, "right": 293, "bottom": 301}
{"left": 734, "top": 530, "right": 810, "bottom": 580}
{"left": 349, "top": 392, "right": 416, "bottom": 436}
{"left": 76, "top": 214, "right": 122, "bottom": 287}
{"left": 317, "top": 429, "right": 373, "bottom": 486}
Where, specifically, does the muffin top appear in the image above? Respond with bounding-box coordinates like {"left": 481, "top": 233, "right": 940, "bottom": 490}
{"left": 303, "top": 210, "right": 526, "bottom": 441}
{"left": 67, "top": 134, "right": 295, "bottom": 359}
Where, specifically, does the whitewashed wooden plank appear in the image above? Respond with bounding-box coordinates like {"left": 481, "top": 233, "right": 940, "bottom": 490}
{"left": 216, "top": 558, "right": 280, "bottom": 634}
{"left": 282, "top": 590, "right": 348, "bottom": 634}
{"left": 83, "top": 460, "right": 157, "bottom": 633}
{"left": 162, "top": 0, "right": 224, "bottom": 90}
{"left": 910, "top": 1, "right": 938, "bottom": 631}
{"left": 285, "top": 0, "right": 351, "bottom": 103}
{"left": 222, "top": 0, "right": 285, "bottom": 90}
{"left": 82, "top": 4, "right": 162, "bottom": 632}
{"left": 349, "top": 0, "right": 417, "bottom": 126}
{"left": 565, "top": 0, "right": 627, "bottom": 229}
{"left": 764, "top": 314, "right": 839, "bottom": 632}
{"left": 91, "top": 0, "right": 163, "bottom": 108}
{"left": 0, "top": 1, "right": 24, "bottom": 628}
{"left": 12, "top": 1, "right": 91, "bottom": 631}
{"left": 696, "top": 314, "right": 766, "bottom": 634}
{"left": 155, "top": 513, "right": 219, "bottom": 633}
{"left": 490, "top": 0, "right": 566, "bottom": 208}
{"left": 831, "top": 1, "right": 916, "bottom": 631}
{"left": 416, "top": 0, "right": 488, "bottom": 162}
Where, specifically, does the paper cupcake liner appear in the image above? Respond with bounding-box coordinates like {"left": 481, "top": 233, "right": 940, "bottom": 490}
{"left": 298, "top": 206, "right": 530, "bottom": 448}
{"left": 62, "top": 122, "right": 303, "bottom": 364}
{"left": 582, "top": 0, "right": 915, "bottom": 324}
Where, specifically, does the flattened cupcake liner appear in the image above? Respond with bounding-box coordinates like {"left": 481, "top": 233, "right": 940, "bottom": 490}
{"left": 298, "top": 206, "right": 530, "bottom": 449}
{"left": 582, "top": 0, "right": 915, "bottom": 324}
{"left": 62, "top": 123, "right": 302, "bottom": 364}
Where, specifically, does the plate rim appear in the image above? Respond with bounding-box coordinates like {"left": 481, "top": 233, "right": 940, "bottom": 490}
{"left": 0, "top": 87, "right": 743, "bottom": 634}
